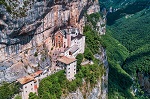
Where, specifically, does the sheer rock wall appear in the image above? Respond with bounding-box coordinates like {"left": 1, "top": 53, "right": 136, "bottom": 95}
{"left": 0, "top": 0, "right": 100, "bottom": 83}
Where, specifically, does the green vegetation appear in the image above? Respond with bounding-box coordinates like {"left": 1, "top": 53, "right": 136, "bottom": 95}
{"left": 84, "top": 12, "right": 134, "bottom": 98}
{"left": 34, "top": 52, "right": 38, "bottom": 57}
{"left": 76, "top": 54, "right": 84, "bottom": 71}
{"left": 14, "top": 95, "right": 22, "bottom": 99}
{"left": 0, "top": 0, "right": 7, "bottom": 6}
{"left": 29, "top": 92, "right": 39, "bottom": 99}
{"left": 83, "top": 25, "right": 100, "bottom": 54}
{"left": 106, "top": 1, "right": 150, "bottom": 25}
{"left": 123, "top": 44, "right": 150, "bottom": 76}
{"left": 0, "top": 82, "right": 19, "bottom": 99}
{"left": 85, "top": 13, "right": 134, "bottom": 98}
{"left": 87, "top": 12, "right": 101, "bottom": 27}
{"left": 99, "top": 0, "right": 149, "bottom": 9}
{"left": 99, "top": 31, "right": 133, "bottom": 99}
{"left": 38, "top": 63, "right": 103, "bottom": 99}
{"left": 102, "top": 0, "right": 150, "bottom": 98}
{"left": 99, "top": 31, "right": 129, "bottom": 64}
{"left": 108, "top": 5, "right": 150, "bottom": 77}
{"left": 108, "top": 8, "right": 150, "bottom": 51}
{"left": 84, "top": 47, "right": 94, "bottom": 61}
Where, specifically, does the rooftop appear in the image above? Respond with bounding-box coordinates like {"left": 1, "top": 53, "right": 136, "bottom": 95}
{"left": 30, "top": 70, "right": 43, "bottom": 78}
{"left": 71, "top": 33, "right": 84, "bottom": 40}
{"left": 17, "top": 75, "right": 34, "bottom": 85}
{"left": 69, "top": 45, "right": 79, "bottom": 53}
{"left": 17, "top": 70, "right": 43, "bottom": 85}
{"left": 57, "top": 56, "right": 76, "bottom": 65}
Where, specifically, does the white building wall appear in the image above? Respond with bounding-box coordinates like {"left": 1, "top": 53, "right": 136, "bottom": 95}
{"left": 70, "top": 36, "right": 85, "bottom": 54}
{"left": 72, "top": 49, "right": 79, "bottom": 57}
{"left": 22, "top": 81, "right": 35, "bottom": 99}
{"left": 71, "top": 39, "right": 76, "bottom": 47}
{"left": 80, "top": 36, "right": 85, "bottom": 53}
{"left": 66, "top": 61, "right": 76, "bottom": 80}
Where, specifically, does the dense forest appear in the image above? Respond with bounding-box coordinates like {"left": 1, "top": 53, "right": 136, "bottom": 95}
{"left": 100, "top": 0, "right": 150, "bottom": 98}
{"left": 106, "top": 0, "right": 150, "bottom": 77}
{"left": 99, "top": 0, "right": 149, "bottom": 9}
{"left": 0, "top": 82, "right": 19, "bottom": 99}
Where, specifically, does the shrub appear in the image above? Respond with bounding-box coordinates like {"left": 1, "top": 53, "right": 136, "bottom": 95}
{"left": 76, "top": 54, "right": 84, "bottom": 71}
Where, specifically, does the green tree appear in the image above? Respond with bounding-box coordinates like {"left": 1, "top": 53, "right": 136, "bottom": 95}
{"left": 0, "top": 82, "right": 19, "bottom": 99}
{"left": 76, "top": 54, "right": 84, "bottom": 71}
{"left": 14, "top": 95, "right": 22, "bottom": 99}
{"left": 84, "top": 48, "right": 94, "bottom": 60}
{"left": 29, "top": 92, "right": 39, "bottom": 99}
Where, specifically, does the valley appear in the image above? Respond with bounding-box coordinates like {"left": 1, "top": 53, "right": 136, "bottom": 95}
{"left": 100, "top": 0, "right": 150, "bottom": 98}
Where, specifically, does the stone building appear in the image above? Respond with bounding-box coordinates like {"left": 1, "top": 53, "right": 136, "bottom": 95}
{"left": 53, "top": 27, "right": 85, "bottom": 55}
{"left": 17, "top": 70, "right": 43, "bottom": 99}
{"left": 52, "top": 27, "right": 85, "bottom": 80}
{"left": 57, "top": 56, "right": 77, "bottom": 80}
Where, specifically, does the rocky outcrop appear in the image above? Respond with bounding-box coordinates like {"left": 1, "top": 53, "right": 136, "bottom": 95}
{"left": 62, "top": 47, "right": 108, "bottom": 99}
{"left": 61, "top": 79, "right": 103, "bottom": 99}
{"left": 0, "top": 0, "right": 100, "bottom": 83}
{"left": 137, "top": 72, "right": 150, "bottom": 96}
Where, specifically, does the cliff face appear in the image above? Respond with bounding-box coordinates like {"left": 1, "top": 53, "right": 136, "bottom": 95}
{"left": 137, "top": 72, "right": 150, "bottom": 96}
{"left": 61, "top": 47, "right": 108, "bottom": 99}
{"left": 0, "top": 0, "right": 100, "bottom": 83}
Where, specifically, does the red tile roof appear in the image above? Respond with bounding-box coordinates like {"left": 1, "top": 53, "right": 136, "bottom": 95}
{"left": 30, "top": 70, "right": 43, "bottom": 78}
{"left": 17, "top": 75, "right": 34, "bottom": 85}
{"left": 17, "top": 70, "right": 43, "bottom": 85}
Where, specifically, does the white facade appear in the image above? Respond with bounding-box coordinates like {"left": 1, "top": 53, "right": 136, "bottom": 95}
{"left": 66, "top": 61, "right": 77, "bottom": 80}
{"left": 21, "top": 80, "right": 36, "bottom": 99}
{"left": 17, "top": 71, "right": 43, "bottom": 99}
{"left": 71, "top": 35, "right": 85, "bottom": 54}
{"left": 57, "top": 56, "right": 77, "bottom": 80}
